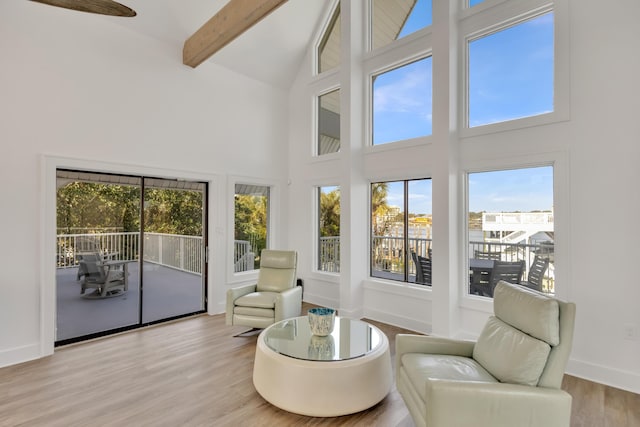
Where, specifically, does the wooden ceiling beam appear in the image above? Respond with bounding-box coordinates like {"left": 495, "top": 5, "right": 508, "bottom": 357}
{"left": 183, "top": 0, "right": 289, "bottom": 68}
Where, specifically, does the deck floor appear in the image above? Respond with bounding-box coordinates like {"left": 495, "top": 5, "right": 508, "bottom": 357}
{"left": 56, "top": 262, "right": 204, "bottom": 342}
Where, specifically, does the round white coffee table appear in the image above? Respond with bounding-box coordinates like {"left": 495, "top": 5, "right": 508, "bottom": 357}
{"left": 253, "top": 316, "right": 391, "bottom": 417}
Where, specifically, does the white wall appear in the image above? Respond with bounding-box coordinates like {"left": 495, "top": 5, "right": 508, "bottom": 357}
{"left": 0, "top": 2, "right": 290, "bottom": 366}
{"left": 287, "top": 0, "right": 640, "bottom": 394}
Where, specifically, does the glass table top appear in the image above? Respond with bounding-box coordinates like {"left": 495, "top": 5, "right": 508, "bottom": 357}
{"left": 263, "top": 316, "right": 384, "bottom": 362}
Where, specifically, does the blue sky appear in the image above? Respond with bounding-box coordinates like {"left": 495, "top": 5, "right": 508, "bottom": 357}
{"left": 374, "top": 1, "right": 554, "bottom": 215}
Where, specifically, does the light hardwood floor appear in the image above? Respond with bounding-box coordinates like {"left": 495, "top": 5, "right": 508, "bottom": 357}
{"left": 0, "top": 304, "right": 638, "bottom": 427}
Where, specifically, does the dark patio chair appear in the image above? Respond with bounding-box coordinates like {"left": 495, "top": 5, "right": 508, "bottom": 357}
{"left": 80, "top": 253, "right": 128, "bottom": 298}
{"left": 474, "top": 260, "right": 525, "bottom": 297}
{"left": 521, "top": 256, "right": 550, "bottom": 292}
{"left": 411, "top": 251, "right": 432, "bottom": 285}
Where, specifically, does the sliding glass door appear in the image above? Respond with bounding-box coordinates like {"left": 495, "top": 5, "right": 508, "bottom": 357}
{"left": 55, "top": 170, "right": 207, "bottom": 344}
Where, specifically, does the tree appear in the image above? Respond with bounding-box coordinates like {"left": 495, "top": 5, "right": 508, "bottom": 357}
{"left": 371, "top": 182, "right": 391, "bottom": 236}
{"left": 234, "top": 194, "right": 268, "bottom": 260}
{"left": 319, "top": 188, "right": 340, "bottom": 237}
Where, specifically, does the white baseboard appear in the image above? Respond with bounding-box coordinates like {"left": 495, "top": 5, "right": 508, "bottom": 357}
{"left": 363, "top": 307, "right": 430, "bottom": 335}
{"left": 567, "top": 358, "right": 640, "bottom": 395}
{"left": 302, "top": 293, "right": 339, "bottom": 311}
{"left": 0, "top": 343, "right": 41, "bottom": 369}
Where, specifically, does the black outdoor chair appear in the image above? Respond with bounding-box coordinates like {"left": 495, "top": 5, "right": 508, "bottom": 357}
{"left": 411, "top": 251, "right": 432, "bottom": 285}
{"left": 474, "top": 260, "right": 525, "bottom": 297}
{"left": 521, "top": 256, "right": 550, "bottom": 292}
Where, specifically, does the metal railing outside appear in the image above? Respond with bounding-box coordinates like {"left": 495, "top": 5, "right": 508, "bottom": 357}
{"left": 319, "top": 236, "right": 340, "bottom": 272}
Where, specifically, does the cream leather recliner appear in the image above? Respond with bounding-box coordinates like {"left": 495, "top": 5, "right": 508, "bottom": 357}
{"left": 226, "top": 249, "right": 300, "bottom": 332}
{"left": 396, "top": 281, "right": 576, "bottom": 427}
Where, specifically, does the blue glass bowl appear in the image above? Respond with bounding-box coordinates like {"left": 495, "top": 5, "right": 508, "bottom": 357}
{"left": 308, "top": 307, "right": 336, "bottom": 336}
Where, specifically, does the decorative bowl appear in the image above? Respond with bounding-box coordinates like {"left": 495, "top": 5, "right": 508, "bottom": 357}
{"left": 307, "top": 307, "right": 336, "bottom": 336}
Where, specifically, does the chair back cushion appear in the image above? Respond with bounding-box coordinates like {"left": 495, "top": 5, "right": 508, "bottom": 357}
{"left": 473, "top": 316, "right": 551, "bottom": 386}
{"left": 493, "top": 280, "right": 560, "bottom": 345}
{"left": 256, "top": 250, "right": 297, "bottom": 293}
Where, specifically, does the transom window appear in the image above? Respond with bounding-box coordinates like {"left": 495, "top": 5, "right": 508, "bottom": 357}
{"left": 317, "top": 89, "right": 341, "bottom": 155}
{"left": 371, "top": 0, "right": 432, "bottom": 51}
{"left": 372, "top": 56, "right": 433, "bottom": 145}
{"left": 467, "top": 12, "right": 554, "bottom": 128}
{"left": 317, "top": 5, "right": 340, "bottom": 74}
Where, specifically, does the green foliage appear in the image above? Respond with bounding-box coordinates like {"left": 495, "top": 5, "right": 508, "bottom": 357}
{"left": 371, "top": 182, "right": 391, "bottom": 236}
{"left": 57, "top": 182, "right": 141, "bottom": 233}
{"left": 57, "top": 182, "right": 204, "bottom": 236}
{"left": 234, "top": 194, "right": 268, "bottom": 257}
{"left": 144, "top": 189, "right": 203, "bottom": 236}
{"left": 319, "top": 188, "right": 340, "bottom": 237}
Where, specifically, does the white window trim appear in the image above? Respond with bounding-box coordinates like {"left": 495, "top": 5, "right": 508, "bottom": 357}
{"left": 313, "top": 183, "right": 342, "bottom": 278}
{"left": 459, "top": 150, "right": 569, "bottom": 313}
{"left": 459, "top": 0, "right": 569, "bottom": 137}
{"left": 227, "top": 176, "right": 279, "bottom": 284}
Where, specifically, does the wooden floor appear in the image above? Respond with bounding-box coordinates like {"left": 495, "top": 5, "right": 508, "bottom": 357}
{"left": 0, "top": 303, "right": 638, "bottom": 427}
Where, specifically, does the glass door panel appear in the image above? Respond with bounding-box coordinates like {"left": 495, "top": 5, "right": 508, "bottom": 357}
{"left": 141, "top": 178, "right": 206, "bottom": 323}
{"left": 55, "top": 170, "right": 141, "bottom": 343}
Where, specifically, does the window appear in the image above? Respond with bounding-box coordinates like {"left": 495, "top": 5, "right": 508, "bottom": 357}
{"left": 317, "top": 89, "right": 340, "bottom": 155}
{"left": 467, "top": 166, "right": 554, "bottom": 298}
{"left": 317, "top": 4, "right": 341, "bottom": 74}
{"left": 371, "top": 0, "right": 432, "bottom": 51}
{"left": 467, "top": 12, "right": 554, "bottom": 128}
{"left": 372, "top": 56, "right": 433, "bottom": 145}
{"left": 318, "top": 186, "right": 340, "bottom": 272}
{"left": 371, "top": 178, "right": 432, "bottom": 284}
{"left": 234, "top": 184, "right": 270, "bottom": 272}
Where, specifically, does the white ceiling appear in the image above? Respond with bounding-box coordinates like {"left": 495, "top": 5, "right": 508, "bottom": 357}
{"left": 111, "top": 0, "right": 329, "bottom": 88}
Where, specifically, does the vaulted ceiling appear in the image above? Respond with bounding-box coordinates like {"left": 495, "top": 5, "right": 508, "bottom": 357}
{"left": 107, "top": 0, "right": 329, "bottom": 89}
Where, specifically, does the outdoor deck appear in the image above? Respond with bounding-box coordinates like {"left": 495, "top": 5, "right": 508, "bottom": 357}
{"left": 56, "top": 262, "right": 204, "bottom": 342}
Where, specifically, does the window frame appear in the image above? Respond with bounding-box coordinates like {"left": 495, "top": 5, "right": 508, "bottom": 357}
{"left": 367, "top": 52, "right": 434, "bottom": 148}
{"left": 460, "top": 155, "right": 566, "bottom": 310}
{"left": 316, "top": 86, "right": 341, "bottom": 157}
{"left": 458, "top": 0, "right": 569, "bottom": 138}
{"left": 369, "top": 177, "right": 433, "bottom": 285}
{"left": 315, "top": 1, "right": 341, "bottom": 75}
{"left": 229, "top": 177, "right": 277, "bottom": 282}
{"left": 316, "top": 185, "right": 341, "bottom": 274}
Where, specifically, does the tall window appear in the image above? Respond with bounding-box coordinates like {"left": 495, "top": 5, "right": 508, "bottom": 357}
{"left": 467, "top": 166, "right": 554, "bottom": 298}
{"left": 468, "top": 12, "right": 554, "bottom": 128}
{"left": 318, "top": 186, "right": 340, "bottom": 272}
{"left": 234, "top": 184, "right": 270, "bottom": 272}
{"left": 371, "top": 0, "right": 432, "bottom": 51}
{"left": 318, "top": 5, "right": 340, "bottom": 74}
{"left": 371, "top": 178, "right": 432, "bottom": 284}
{"left": 317, "top": 89, "right": 340, "bottom": 155}
{"left": 372, "top": 56, "right": 433, "bottom": 145}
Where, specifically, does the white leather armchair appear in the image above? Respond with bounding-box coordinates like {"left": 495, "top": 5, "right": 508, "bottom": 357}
{"left": 226, "top": 250, "right": 300, "bottom": 332}
{"left": 396, "top": 281, "right": 576, "bottom": 427}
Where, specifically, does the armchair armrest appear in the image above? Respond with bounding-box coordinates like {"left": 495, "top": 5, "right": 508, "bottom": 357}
{"left": 225, "top": 283, "right": 257, "bottom": 325}
{"left": 274, "top": 286, "right": 303, "bottom": 322}
{"left": 396, "top": 334, "right": 475, "bottom": 375}
{"left": 426, "top": 380, "right": 572, "bottom": 427}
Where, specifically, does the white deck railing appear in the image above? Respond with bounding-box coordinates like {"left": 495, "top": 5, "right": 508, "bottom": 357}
{"left": 57, "top": 232, "right": 254, "bottom": 274}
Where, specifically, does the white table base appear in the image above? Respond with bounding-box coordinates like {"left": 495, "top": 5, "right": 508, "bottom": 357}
{"left": 253, "top": 325, "right": 392, "bottom": 417}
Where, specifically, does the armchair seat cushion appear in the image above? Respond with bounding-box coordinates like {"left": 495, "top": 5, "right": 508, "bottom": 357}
{"left": 233, "top": 306, "right": 274, "bottom": 318}
{"left": 235, "top": 291, "right": 280, "bottom": 309}
{"left": 402, "top": 354, "right": 497, "bottom": 400}
{"left": 399, "top": 354, "right": 497, "bottom": 419}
